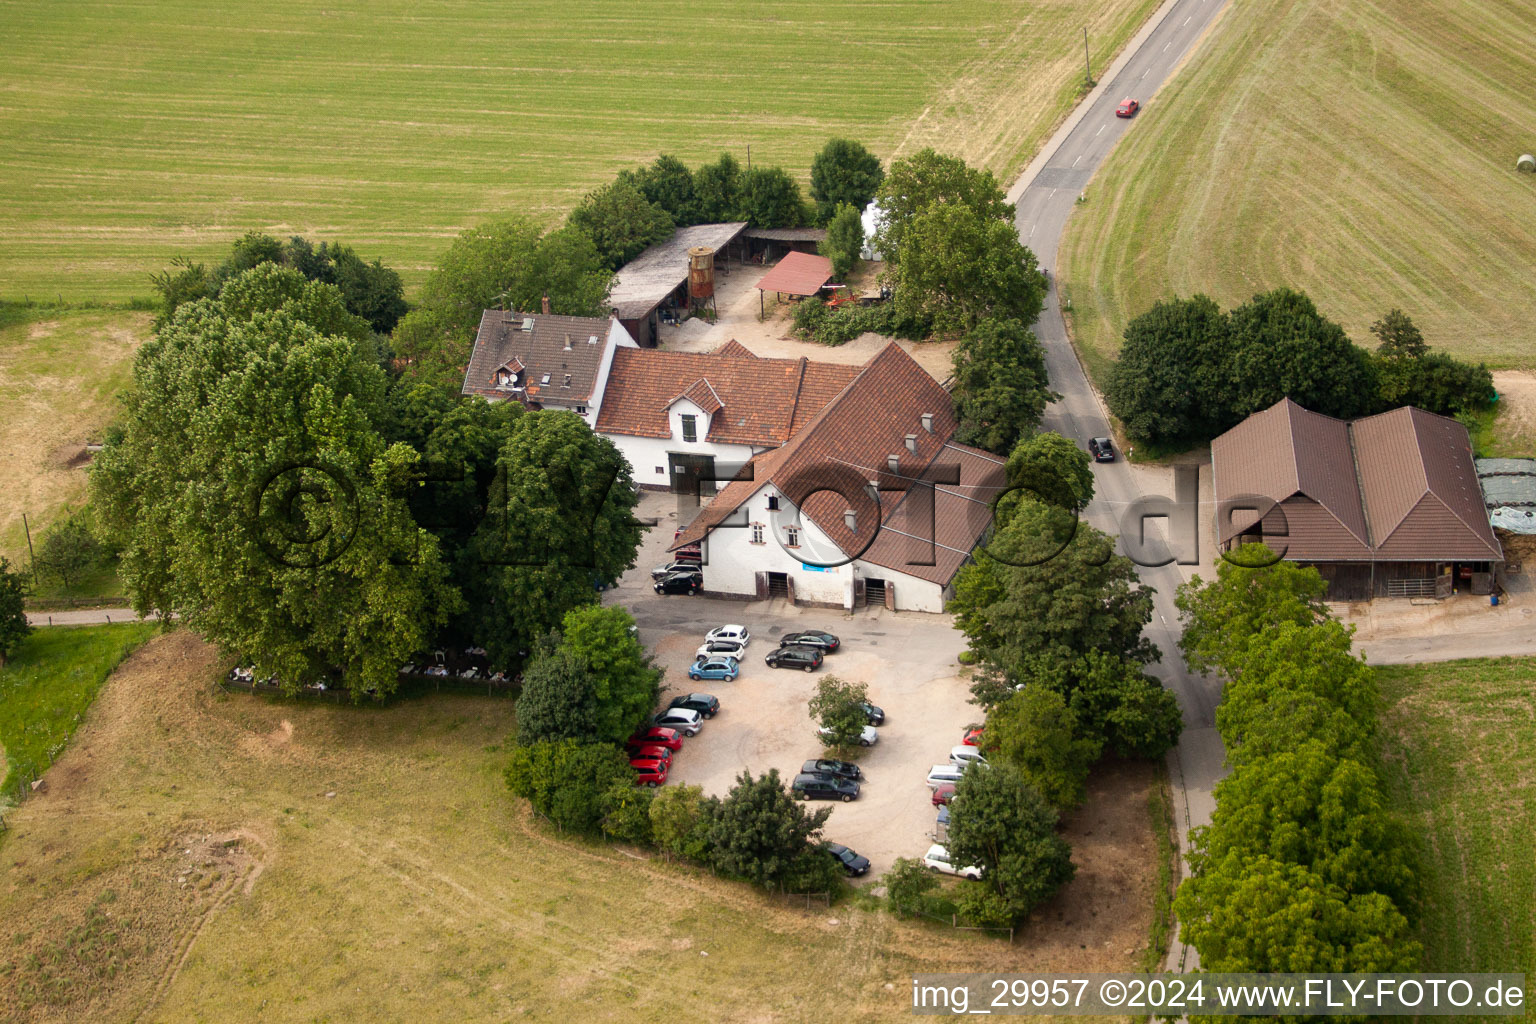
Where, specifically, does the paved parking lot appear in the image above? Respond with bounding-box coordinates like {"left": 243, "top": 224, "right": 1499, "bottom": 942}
{"left": 605, "top": 492, "right": 978, "bottom": 881}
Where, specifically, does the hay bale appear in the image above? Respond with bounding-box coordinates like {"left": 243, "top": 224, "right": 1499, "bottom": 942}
{"left": 1518, "top": 154, "right": 1536, "bottom": 173}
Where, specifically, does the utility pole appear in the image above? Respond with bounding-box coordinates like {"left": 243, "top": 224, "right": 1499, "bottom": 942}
{"left": 1083, "top": 27, "right": 1093, "bottom": 88}
{"left": 22, "top": 512, "right": 37, "bottom": 582}
{"left": 747, "top": 144, "right": 751, "bottom": 171}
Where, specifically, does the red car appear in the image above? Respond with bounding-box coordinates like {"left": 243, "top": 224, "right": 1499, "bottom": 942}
{"left": 962, "top": 727, "right": 984, "bottom": 747}
{"left": 931, "top": 783, "right": 956, "bottom": 806}
{"left": 631, "top": 759, "right": 670, "bottom": 787}
{"left": 626, "top": 744, "right": 674, "bottom": 765}
{"left": 628, "top": 726, "right": 683, "bottom": 751}
{"left": 1116, "top": 98, "right": 1140, "bottom": 118}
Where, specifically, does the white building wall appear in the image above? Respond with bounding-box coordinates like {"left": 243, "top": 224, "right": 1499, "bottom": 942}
{"left": 604, "top": 432, "right": 761, "bottom": 490}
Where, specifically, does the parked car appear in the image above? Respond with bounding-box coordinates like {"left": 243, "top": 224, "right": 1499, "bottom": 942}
{"left": 1115, "top": 97, "right": 1139, "bottom": 118}
{"left": 950, "top": 745, "right": 987, "bottom": 768}
{"left": 654, "top": 571, "right": 701, "bottom": 595}
{"left": 766, "top": 646, "right": 823, "bottom": 672}
{"left": 935, "top": 803, "right": 951, "bottom": 829}
{"left": 779, "top": 630, "right": 839, "bottom": 653}
{"left": 819, "top": 724, "right": 879, "bottom": 747}
{"left": 705, "top": 624, "right": 751, "bottom": 645}
{"left": 671, "top": 528, "right": 702, "bottom": 562}
{"left": 653, "top": 707, "right": 703, "bottom": 736}
{"left": 651, "top": 561, "right": 702, "bottom": 582}
{"left": 629, "top": 726, "right": 683, "bottom": 751}
{"left": 696, "top": 638, "right": 747, "bottom": 660}
{"left": 668, "top": 693, "right": 720, "bottom": 718}
{"left": 962, "top": 726, "right": 984, "bottom": 747}
{"left": 631, "top": 760, "right": 670, "bottom": 787}
{"left": 859, "top": 701, "right": 885, "bottom": 726}
{"left": 791, "top": 772, "right": 860, "bottom": 802}
{"left": 687, "top": 657, "right": 739, "bottom": 682}
{"left": 923, "top": 843, "right": 983, "bottom": 879}
{"left": 802, "top": 758, "right": 862, "bottom": 781}
{"left": 931, "top": 783, "right": 956, "bottom": 806}
{"left": 824, "top": 842, "right": 871, "bottom": 877}
{"left": 1088, "top": 436, "right": 1116, "bottom": 462}
{"left": 926, "top": 764, "right": 966, "bottom": 788}
{"left": 626, "top": 743, "right": 674, "bottom": 765}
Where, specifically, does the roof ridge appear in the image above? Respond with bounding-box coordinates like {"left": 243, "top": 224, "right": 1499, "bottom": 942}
{"left": 1345, "top": 421, "right": 1376, "bottom": 548}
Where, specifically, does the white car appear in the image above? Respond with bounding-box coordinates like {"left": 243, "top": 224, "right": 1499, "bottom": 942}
{"left": 923, "top": 843, "right": 983, "bottom": 880}
{"left": 705, "top": 624, "right": 751, "bottom": 646}
{"left": 653, "top": 707, "right": 704, "bottom": 737}
{"left": 819, "top": 724, "right": 879, "bottom": 747}
{"left": 950, "top": 745, "right": 987, "bottom": 768}
{"left": 696, "top": 638, "right": 748, "bottom": 660}
{"left": 926, "top": 764, "right": 966, "bottom": 788}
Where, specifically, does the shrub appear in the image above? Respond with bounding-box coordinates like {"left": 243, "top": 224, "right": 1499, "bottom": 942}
{"left": 649, "top": 783, "right": 716, "bottom": 862}
{"left": 884, "top": 856, "right": 940, "bottom": 918}
{"left": 600, "top": 778, "right": 656, "bottom": 845}
{"left": 505, "top": 740, "right": 634, "bottom": 834}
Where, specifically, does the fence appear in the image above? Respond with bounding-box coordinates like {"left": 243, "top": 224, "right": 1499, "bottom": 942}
{"left": 890, "top": 900, "right": 1015, "bottom": 942}
{"left": 24, "top": 597, "right": 132, "bottom": 612}
{"left": 216, "top": 670, "right": 518, "bottom": 703}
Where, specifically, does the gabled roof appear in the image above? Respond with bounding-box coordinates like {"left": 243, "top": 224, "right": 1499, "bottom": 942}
{"left": 593, "top": 348, "right": 859, "bottom": 446}
{"left": 673, "top": 343, "right": 1004, "bottom": 585}
{"left": 1211, "top": 398, "right": 1502, "bottom": 562}
{"left": 712, "top": 339, "right": 757, "bottom": 359}
{"left": 672, "top": 378, "right": 724, "bottom": 416}
{"left": 755, "top": 251, "right": 834, "bottom": 297}
{"left": 462, "top": 310, "right": 616, "bottom": 404}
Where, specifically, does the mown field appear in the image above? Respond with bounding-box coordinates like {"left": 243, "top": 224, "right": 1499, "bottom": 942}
{"left": 1059, "top": 0, "right": 1536, "bottom": 380}
{"left": 1377, "top": 655, "right": 1536, "bottom": 1011}
{"left": 1, "top": 0, "right": 1158, "bottom": 303}
{"left": 0, "top": 630, "right": 1149, "bottom": 1023}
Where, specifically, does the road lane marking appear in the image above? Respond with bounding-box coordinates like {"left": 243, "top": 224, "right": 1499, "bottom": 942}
{"left": 1163, "top": 40, "right": 1172, "bottom": 51}
{"left": 1071, "top": 153, "right": 1082, "bottom": 167}
{"left": 1028, "top": 224, "right": 1036, "bottom": 238}
{"left": 1184, "top": 15, "right": 1191, "bottom": 24}
{"left": 1096, "top": 124, "right": 1105, "bottom": 136}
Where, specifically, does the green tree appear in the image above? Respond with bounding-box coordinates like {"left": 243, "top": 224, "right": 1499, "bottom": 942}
{"left": 736, "top": 165, "right": 807, "bottom": 229}
{"left": 1062, "top": 650, "right": 1183, "bottom": 759}
{"left": 514, "top": 645, "right": 599, "bottom": 746}
{"left": 464, "top": 411, "right": 642, "bottom": 669}
{"left": 600, "top": 778, "right": 656, "bottom": 844}
{"left": 984, "top": 683, "right": 1100, "bottom": 809}
{"left": 692, "top": 153, "right": 743, "bottom": 223}
{"left": 950, "top": 319, "right": 1055, "bottom": 454}
{"left": 34, "top": 515, "right": 102, "bottom": 591}
{"left": 630, "top": 154, "right": 699, "bottom": 225}
{"left": 649, "top": 783, "right": 716, "bottom": 861}
{"left": 946, "top": 762, "right": 1075, "bottom": 919}
{"left": 327, "top": 244, "right": 408, "bottom": 333}
{"left": 889, "top": 204, "right": 1046, "bottom": 336}
{"left": 505, "top": 739, "right": 634, "bottom": 834}
{"left": 884, "top": 856, "right": 940, "bottom": 917}
{"left": 1003, "top": 431, "right": 1093, "bottom": 512}
{"left": 807, "top": 675, "right": 870, "bottom": 753}
{"left": 0, "top": 556, "right": 31, "bottom": 667}
{"left": 569, "top": 178, "right": 676, "bottom": 271}
{"left": 1104, "top": 294, "right": 1232, "bottom": 446}
{"left": 818, "top": 202, "right": 864, "bottom": 280}
{"left": 809, "top": 138, "right": 884, "bottom": 224}
{"left": 1227, "top": 288, "right": 1375, "bottom": 420}
{"left": 708, "top": 769, "right": 831, "bottom": 888}
{"left": 1176, "top": 550, "right": 1329, "bottom": 677}
{"left": 1174, "top": 854, "right": 1420, "bottom": 973}
{"left": 1373, "top": 350, "right": 1493, "bottom": 416}
{"left": 873, "top": 149, "right": 1012, "bottom": 263}
{"left": 149, "top": 256, "right": 215, "bottom": 328}
{"left": 90, "top": 266, "right": 460, "bottom": 699}
{"left": 559, "top": 604, "right": 661, "bottom": 742}
{"left": 1369, "top": 308, "right": 1427, "bottom": 359}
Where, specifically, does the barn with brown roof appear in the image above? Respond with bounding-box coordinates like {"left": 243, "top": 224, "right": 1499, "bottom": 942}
{"left": 1212, "top": 398, "right": 1503, "bottom": 598}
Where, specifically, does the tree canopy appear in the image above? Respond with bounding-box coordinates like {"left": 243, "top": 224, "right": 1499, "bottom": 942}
{"left": 873, "top": 148, "right": 1013, "bottom": 262}
{"left": 514, "top": 643, "right": 600, "bottom": 746}
{"left": 950, "top": 319, "right": 1055, "bottom": 454}
{"left": 946, "top": 762, "right": 1075, "bottom": 919}
{"left": 736, "top": 165, "right": 808, "bottom": 229}
{"left": 558, "top": 604, "right": 661, "bottom": 742}
{"left": 888, "top": 204, "right": 1046, "bottom": 336}
{"left": 807, "top": 675, "right": 870, "bottom": 753}
{"left": 707, "top": 769, "right": 831, "bottom": 888}
{"left": 505, "top": 739, "right": 635, "bottom": 834}
{"left": 818, "top": 202, "right": 864, "bottom": 281}
{"left": 569, "top": 178, "right": 676, "bottom": 271}
{"left": 983, "top": 683, "right": 1100, "bottom": 809}
{"left": 691, "top": 153, "right": 743, "bottom": 223}
{"left": 1103, "top": 294, "right": 1230, "bottom": 446}
{"left": 0, "top": 556, "right": 30, "bottom": 667}
{"left": 809, "top": 138, "right": 884, "bottom": 224}
{"left": 628, "top": 154, "right": 699, "bottom": 225}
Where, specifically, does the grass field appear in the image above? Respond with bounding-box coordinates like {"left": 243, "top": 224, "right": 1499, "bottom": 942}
{"left": 0, "top": 630, "right": 1150, "bottom": 1022}
{"left": 1, "top": 0, "right": 1159, "bottom": 303}
{"left": 1377, "top": 656, "right": 1536, "bottom": 1008}
{"left": 1058, "top": 0, "right": 1536, "bottom": 381}
{"left": 0, "top": 306, "right": 149, "bottom": 565}
{"left": 0, "top": 623, "right": 156, "bottom": 802}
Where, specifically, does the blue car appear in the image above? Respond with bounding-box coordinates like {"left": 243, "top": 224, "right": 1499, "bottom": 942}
{"left": 688, "top": 656, "right": 739, "bottom": 681}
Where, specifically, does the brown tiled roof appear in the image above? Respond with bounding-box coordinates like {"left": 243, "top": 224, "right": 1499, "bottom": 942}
{"left": 755, "top": 251, "right": 834, "bottom": 297}
{"left": 673, "top": 343, "right": 1002, "bottom": 585}
{"left": 712, "top": 339, "right": 757, "bottom": 358}
{"left": 674, "top": 378, "right": 724, "bottom": 416}
{"left": 593, "top": 348, "right": 859, "bottom": 445}
{"left": 1212, "top": 398, "right": 1502, "bottom": 562}
{"left": 461, "top": 310, "right": 612, "bottom": 405}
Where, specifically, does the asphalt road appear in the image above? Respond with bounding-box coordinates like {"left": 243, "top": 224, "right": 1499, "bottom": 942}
{"left": 1004, "top": 0, "right": 1235, "bottom": 974}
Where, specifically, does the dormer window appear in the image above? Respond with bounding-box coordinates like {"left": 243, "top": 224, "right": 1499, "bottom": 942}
{"left": 540, "top": 373, "right": 551, "bottom": 386}
{"left": 563, "top": 374, "right": 572, "bottom": 388}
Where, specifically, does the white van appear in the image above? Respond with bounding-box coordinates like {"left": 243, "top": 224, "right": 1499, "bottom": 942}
{"left": 949, "top": 745, "right": 987, "bottom": 768}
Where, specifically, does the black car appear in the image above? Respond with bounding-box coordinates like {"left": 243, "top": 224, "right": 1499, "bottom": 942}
{"left": 858, "top": 701, "right": 885, "bottom": 726}
{"left": 766, "top": 645, "right": 823, "bottom": 671}
{"left": 801, "top": 758, "right": 862, "bottom": 781}
{"left": 779, "top": 630, "right": 840, "bottom": 653}
{"left": 824, "top": 842, "right": 871, "bottom": 877}
{"left": 791, "top": 772, "right": 859, "bottom": 802}
{"left": 1088, "top": 437, "right": 1116, "bottom": 462}
{"left": 654, "top": 570, "right": 701, "bottom": 595}
{"left": 650, "top": 561, "right": 703, "bottom": 582}
{"left": 667, "top": 692, "right": 720, "bottom": 719}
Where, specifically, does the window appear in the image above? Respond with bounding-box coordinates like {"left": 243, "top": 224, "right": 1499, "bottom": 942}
{"left": 766, "top": 494, "right": 780, "bottom": 510}
{"left": 576, "top": 406, "right": 587, "bottom": 415}
{"left": 681, "top": 414, "right": 697, "bottom": 443}
{"left": 785, "top": 526, "right": 800, "bottom": 548}
{"left": 750, "top": 523, "right": 765, "bottom": 545}
{"left": 562, "top": 374, "right": 572, "bottom": 388}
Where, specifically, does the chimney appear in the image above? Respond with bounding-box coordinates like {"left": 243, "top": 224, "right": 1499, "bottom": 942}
{"left": 887, "top": 454, "right": 900, "bottom": 473}
{"left": 541, "top": 294, "right": 551, "bottom": 315}
{"left": 844, "top": 509, "right": 858, "bottom": 532}
{"left": 564, "top": 334, "right": 573, "bottom": 352}
{"left": 921, "top": 412, "right": 934, "bottom": 433}
{"left": 905, "top": 434, "right": 918, "bottom": 454}
{"left": 610, "top": 306, "right": 620, "bottom": 320}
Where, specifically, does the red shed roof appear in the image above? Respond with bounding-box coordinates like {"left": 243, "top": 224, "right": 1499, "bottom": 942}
{"left": 755, "top": 251, "right": 834, "bottom": 296}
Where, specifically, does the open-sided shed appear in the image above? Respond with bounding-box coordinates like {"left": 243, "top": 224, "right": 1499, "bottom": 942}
{"left": 754, "top": 251, "right": 833, "bottom": 316}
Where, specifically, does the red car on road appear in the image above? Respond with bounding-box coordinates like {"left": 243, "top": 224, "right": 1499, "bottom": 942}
{"left": 1116, "top": 98, "right": 1140, "bottom": 118}
{"left": 628, "top": 726, "right": 683, "bottom": 751}
{"left": 931, "top": 783, "right": 956, "bottom": 806}
{"left": 631, "top": 759, "right": 670, "bottom": 787}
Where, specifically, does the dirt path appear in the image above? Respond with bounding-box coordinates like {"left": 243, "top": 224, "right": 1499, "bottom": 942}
{"left": 1492, "top": 371, "right": 1536, "bottom": 455}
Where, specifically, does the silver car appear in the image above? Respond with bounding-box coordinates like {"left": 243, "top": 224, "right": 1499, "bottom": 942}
{"left": 653, "top": 707, "right": 703, "bottom": 737}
